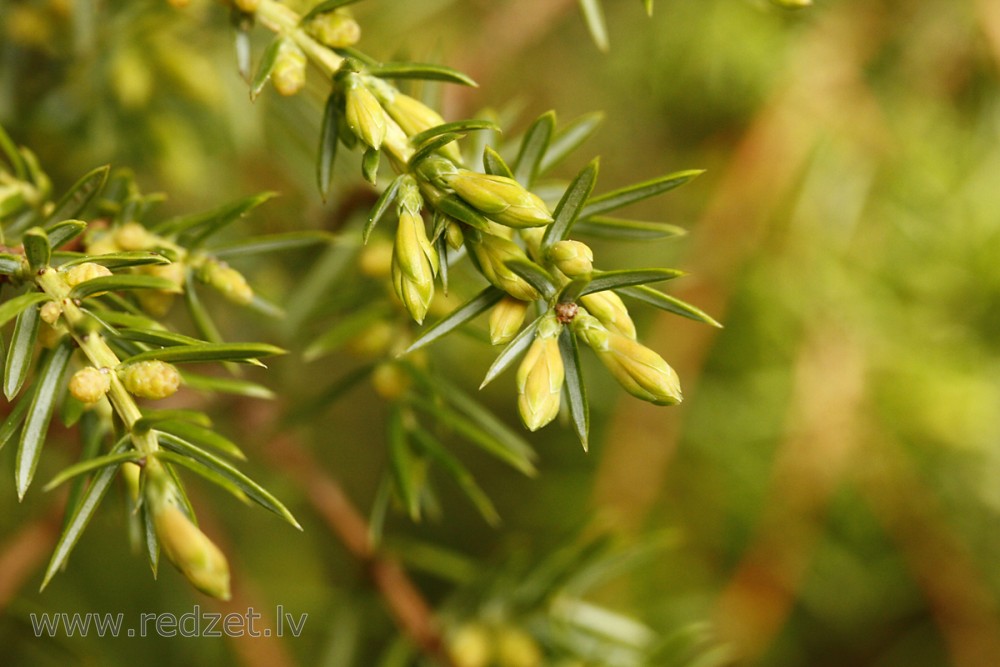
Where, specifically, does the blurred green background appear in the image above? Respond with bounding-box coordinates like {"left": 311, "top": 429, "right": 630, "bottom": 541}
{"left": 3, "top": 0, "right": 1000, "bottom": 665}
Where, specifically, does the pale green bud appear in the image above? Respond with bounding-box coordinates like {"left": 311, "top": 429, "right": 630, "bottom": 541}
{"left": 306, "top": 11, "right": 361, "bottom": 48}
{"left": 444, "top": 171, "right": 552, "bottom": 229}
{"left": 467, "top": 234, "right": 540, "bottom": 301}
{"left": 392, "top": 209, "right": 438, "bottom": 324}
{"left": 345, "top": 76, "right": 387, "bottom": 150}
{"left": 489, "top": 296, "right": 529, "bottom": 345}
{"left": 445, "top": 220, "right": 465, "bottom": 250}
{"left": 69, "top": 367, "right": 111, "bottom": 404}
{"left": 574, "top": 313, "right": 682, "bottom": 405}
{"left": 548, "top": 240, "right": 593, "bottom": 277}
{"left": 495, "top": 626, "right": 543, "bottom": 667}
{"left": 199, "top": 260, "right": 253, "bottom": 305}
{"left": 579, "top": 291, "right": 636, "bottom": 339}
{"left": 0, "top": 183, "right": 27, "bottom": 218}
{"left": 63, "top": 262, "right": 112, "bottom": 289}
{"left": 271, "top": 41, "right": 307, "bottom": 97}
{"left": 448, "top": 624, "right": 494, "bottom": 667}
{"left": 121, "top": 360, "right": 181, "bottom": 400}
{"left": 516, "top": 314, "right": 564, "bottom": 431}
{"left": 385, "top": 92, "right": 462, "bottom": 162}
{"left": 233, "top": 0, "right": 260, "bottom": 13}
{"left": 40, "top": 301, "right": 62, "bottom": 326}
{"left": 150, "top": 491, "right": 231, "bottom": 600}
{"left": 114, "top": 221, "right": 153, "bottom": 250}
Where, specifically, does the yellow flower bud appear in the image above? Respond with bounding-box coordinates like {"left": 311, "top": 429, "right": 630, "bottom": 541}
{"left": 445, "top": 220, "right": 465, "bottom": 250}
{"left": 391, "top": 209, "right": 438, "bottom": 324}
{"left": 233, "top": 0, "right": 259, "bottom": 12}
{"left": 114, "top": 221, "right": 153, "bottom": 251}
{"left": 69, "top": 367, "right": 111, "bottom": 404}
{"left": 516, "top": 315, "right": 564, "bottom": 431}
{"left": 84, "top": 234, "right": 120, "bottom": 257}
{"left": 199, "top": 260, "right": 253, "bottom": 305}
{"left": 495, "top": 626, "right": 543, "bottom": 667}
{"left": 489, "top": 296, "right": 529, "bottom": 345}
{"left": 122, "top": 461, "right": 141, "bottom": 503}
{"left": 63, "top": 262, "right": 112, "bottom": 288}
{"left": 579, "top": 291, "right": 636, "bottom": 339}
{"left": 467, "top": 233, "right": 539, "bottom": 301}
{"left": 548, "top": 240, "right": 593, "bottom": 277}
{"left": 444, "top": 171, "right": 552, "bottom": 229}
{"left": 306, "top": 10, "right": 361, "bottom": 48}
{"left": 448, "top": 624, "right": 494, "bottom": 667}
{"left": 371, "top": 362, "right": 410, "bottom": 400}
{"left": 384, "top": 93, "right": 462, "bottom": 162}
{"left": 152, "top": 501, "right": 231, "bottom": 600}
{"left": 271, "top": 41, "right": 307, "bottom": 97}
{"left": 40, "top": 301, "right": 62, "bottom": 325}
{"left": 121, "top": 360, "right": 181, "bottom": 400}
{"left": 574, "top": 314, "right": 681, "bottom": 405}
{"left": 359, "top": 239, "right": 395, "bottom": 278}
{"left": 345, "top": 78, "right": 387, "bottom": 150}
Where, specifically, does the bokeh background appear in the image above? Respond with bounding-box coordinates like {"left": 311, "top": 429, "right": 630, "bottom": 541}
{"left": 2, "top": 0, "right": 1000, "bottom": 665}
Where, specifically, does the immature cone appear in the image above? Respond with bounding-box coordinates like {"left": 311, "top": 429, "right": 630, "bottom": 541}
{"left": 495, "top": 626, "right": 543, "bottom": 667}
{"left": 121, "top": 360, "right": 181, "bottom": 400}
{"left": 114, "top": 221, "right": 153, "bottom": 250}
{"left": 63, "top": 262, "right": 112, "bottom": 288}
{"left": 271, "top": 40, "right": 307, "bottom": 97}
{"left": 548, "top": 240, "right": 593, "bottom": 277}
{"left": 489, "top": 296, "right": 529, "bottom": 345}
{"left": 384, "top": 92, "right": 462, "bottom": 162}
{"left": 306, "top": 10, "right": 361, "bottom": 48}
{"left": 448, "top": 623, "right": 494, "bottom": 667}
{"left": 444, "top": 171, "right": 553, "bottom": 229}
{"left": 136, "top": 261, "right": 187, "bottom": 316}
{"left": 345, "top": 75, "right": 387, "bottom": 150}
{"left": 148, "top": 474, "right": 231, "bottom": 600}
{"left": 516, "top": 314, "right": 564, "bottom": 431}
{"left": 579, "top": 291, "right": 636, "bottom": 339}
{"left": 467, "top": 233, "right": 540, "bottom": 301}
{"left": 199, "top": 259, "right": 253, "bottom": 305}
{"left": 69, "top": 367, "right": 110, "bottom": 404}
{"left": 574, "top": 313, "right": 682, "bottom": 405}
{"left": 391, "top": 179, "right": 438, "bottom": 324}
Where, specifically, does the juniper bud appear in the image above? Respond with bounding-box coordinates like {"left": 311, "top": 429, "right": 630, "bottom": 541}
{"left": 548, "top": 240, "right": 593, "bottom": 277}
{"left": 147, "top": 471, "right": 231, "bottom": 600}
{"left": 516, "top": 314, "right": 564, "bottom": 431}
{"left": 495, "top": 626, "right": 543, "bottom": 667}
{"left": 467, "top": 233, "right": 540, "bottom": 301}
{"left": 579, "top": 291, "right": 636, "bottom": 339}
{"left": 574, "top": 313, "right": 681, "bottom": 405}
{"left": 199, "top": 260, "right": 253, "bottom": 305}
{"left": 489, "top": 296, "right": 529, "bottom": 345}
{"left": 40, "top": 301, "right": 62, "bottom": 325}
{"left": 120, "top": 360, "right": 181, "bottom": 400}
{"left": 384, "top": 92, "right": 462, "bottom": 162}
{"left": 345, "top": 75, "right": 387, "bottom": 150}
{"left": 63, "top": 262, "right": 112, "bottom": 288}
{"left": 448, "top": 623, "right": 494, "bottom": 667}
{"left": 69, "top": 367, "right": 110, "bottom": 404}
{"left": 114, "top": 221, "right": 153, "bottom": 251}
{"left": 306, "top": 10, "right": 361, "bottom": 48}
{"left": 445, "top": 220, "right": 465, "bottom": 250}
{"left": 271, "top": 40, "right": 307, "bottom": 97}
{"left": 233, "top": 0, "right": 259, "bottom": 12}
{"left": 444, "top": 171, "right": 553, "bottom": 229}
{"left": 391, "top": 180, "right": 438, "bottom": 323}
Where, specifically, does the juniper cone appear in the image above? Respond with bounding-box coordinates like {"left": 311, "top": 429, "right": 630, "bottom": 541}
{"left": 120, "top": 360, "right": 181, "bottom": 400}
{"left": 467, "top": 233, "right": 540, "bottom": 301}
{"left": 516, "top": 314, "right": 564, "bottom": 431}
{"left": 579, "top": 291, "right": 637, "bottom": 339}
{"left": 345, "top": 74, "right": 387, "bottom": 150}
{"left": 271, "top": 41, "right": 307, "bottom": 96}
{"left": 382, "top": 92, "right": 462, "bottom": 162}
{"left": 574, "top": 312, "right": 682, "bottom": 405}
{"left": 68, "top": 367, "right": 110, "bottom": 404}
{"left": 444, "top": 170, "right": 553, "bottom": 229}
{"left": 147, "top": 464, "right": 231, "bottom": 600}
{"left": 489, "top": 296, "right": 529, "bottom": 345}
{"left": 548, "top": 240, "right": 594, "bottom": 277}
{"left": 391, "top": 177, "right": 438, "bottom": 323}
{"left": 306, "top": 10, "right": 361, "bottom": 48}
{"left": 200, "top": 260, "right": 253, "bottom": 305}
